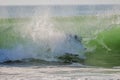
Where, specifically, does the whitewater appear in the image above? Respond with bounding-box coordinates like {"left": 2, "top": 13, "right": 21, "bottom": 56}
{"left": 0, "top": 5, "right": 120, "bottom": 80}
{"left": 0, "top": 13, "right": 86, "bottom": 63}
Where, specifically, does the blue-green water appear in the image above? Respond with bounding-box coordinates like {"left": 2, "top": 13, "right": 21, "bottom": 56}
{"left": 0, "top": 5, "right": 120, "bottom": 67}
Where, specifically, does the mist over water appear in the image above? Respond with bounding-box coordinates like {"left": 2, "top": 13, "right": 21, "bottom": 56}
{"left": 0, "top": 5, "right": 120, "bottom": 64}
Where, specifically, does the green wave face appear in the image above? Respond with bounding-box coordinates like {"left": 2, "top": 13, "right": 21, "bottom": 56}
{"left": 0, "top": 15, "right": 120, "bottom": 67}
{"left": 0, "top": 19, "right": 27, "bottom": 48}
{"left": 53, "top": 15, "right": 120, "bottom": 67}
{"left": 85, "top": 26, "right": 120, "bottom": 67}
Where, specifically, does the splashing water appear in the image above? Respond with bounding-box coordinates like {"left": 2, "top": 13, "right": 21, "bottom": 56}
{"left": 0, "top": 5, "right": 120, "bottom": 67}
{"left": 0, "top": 12, "right": 86, "bottom": 63}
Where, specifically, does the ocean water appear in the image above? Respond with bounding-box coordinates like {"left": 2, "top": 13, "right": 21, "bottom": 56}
{"left": 0, "top": 5, "right": 120, "bottom": 67}
{"left": 0, "top": 5, "right": 120, "bottom": 18}
{"left": 0, "top": 64, "right": 120, "bottom": 80}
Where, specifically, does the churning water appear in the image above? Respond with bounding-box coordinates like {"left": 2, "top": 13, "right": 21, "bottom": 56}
{"left": 0, "top": 5, "right": 120, "bottom": 65}
{"left": 0, "top": 6, "right": 87, "bottom": 63}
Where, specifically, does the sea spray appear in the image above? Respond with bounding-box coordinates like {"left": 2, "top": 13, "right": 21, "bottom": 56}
{"left": 0, "top": 5, "right": 120, "bottom": 67}
{"left": 0, "top": 12, "right": 86, "bottom": 63}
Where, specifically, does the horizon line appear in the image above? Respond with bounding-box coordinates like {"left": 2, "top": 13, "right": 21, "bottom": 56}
{"left": 0, "top": 0, "right": 120, "bottom": 5}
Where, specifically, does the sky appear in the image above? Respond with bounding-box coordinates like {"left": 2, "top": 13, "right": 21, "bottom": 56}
{"left": 0, "top": 0, "right": 120, "bottom": 5}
